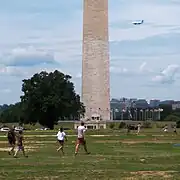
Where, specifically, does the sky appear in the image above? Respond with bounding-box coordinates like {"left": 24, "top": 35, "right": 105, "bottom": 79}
{"left": 0, "top": 0, "right": 180, "bottom": 104}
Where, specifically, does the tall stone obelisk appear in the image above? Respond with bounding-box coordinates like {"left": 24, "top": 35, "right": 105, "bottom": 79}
{"left": 82, "top": 0, "right": 110, "bottom": 121}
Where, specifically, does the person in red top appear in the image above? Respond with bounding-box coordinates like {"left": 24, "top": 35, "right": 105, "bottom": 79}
{"left": 75, "top": 121, "right": 90, "bottom": 156}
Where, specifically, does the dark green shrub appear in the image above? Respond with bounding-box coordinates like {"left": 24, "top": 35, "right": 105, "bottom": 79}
{"left": 118, "top": 122, "right": 126, "bottom": 129}
{"left": 164, "top": 115, "right": 180, "bottom": 122}
{"left": 109, "top": 123, "right": 115, "bottom": 129}
{"left": 143, "top": 121, "right": 152, "bottom": 128}
{"left": 176, "top": 120, "right": 180, "bottom": 128}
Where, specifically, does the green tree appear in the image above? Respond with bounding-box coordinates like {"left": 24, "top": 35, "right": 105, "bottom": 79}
{"left": 171, "top": 109, "right": 180, "bottom": 118}
{"left": 164, "top": 115, "right": 180, "bottom": 122}
{"left": 0, "top": 103, "right": 24, "bottom": 123}
{"left": 20, "top": 70, "right": 84, "bottom": 129}
{"left": 159, "top": 104, "right": 172, "bottom": 120}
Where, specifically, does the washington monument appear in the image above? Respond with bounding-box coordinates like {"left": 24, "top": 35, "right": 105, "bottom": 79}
{"left": 82, "top": 0, "right": 110, "bottom": 121}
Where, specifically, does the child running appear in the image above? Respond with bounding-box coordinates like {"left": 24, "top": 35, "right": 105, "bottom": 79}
{"left": 56, "top": 127, "right": 67, "bottom": 155}
{"left": 14, "top": 130, "right": 28, "bottom": 158}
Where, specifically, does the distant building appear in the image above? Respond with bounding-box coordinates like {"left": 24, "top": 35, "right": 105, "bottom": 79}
{"left": 159, "top": 100, "right": 174, "bottom": 105}
{"left": 172, "top": 101, "right": 180, "bottom": 110}
{"left": 134, "top": 99, "right": 149, "bottom": 109}
{"left": 149, "top": 99, "right": 160, "bottom": 108}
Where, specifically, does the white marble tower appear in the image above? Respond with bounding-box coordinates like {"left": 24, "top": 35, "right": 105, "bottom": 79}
{"left": 82, "top": 0, "right": 110, "bottom": 121}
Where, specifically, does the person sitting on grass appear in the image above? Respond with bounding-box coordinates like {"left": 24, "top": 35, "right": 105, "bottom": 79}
{"left": 14, "top": 130, "right": 28, "bottom": 158}
{"left": 56, "top": 127, "right": 67, "bottom": 155}
{"left": 7, "top": 125, "right": 16, "bottom": 155}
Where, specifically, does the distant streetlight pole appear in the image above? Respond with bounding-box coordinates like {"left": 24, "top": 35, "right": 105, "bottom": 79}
{"left": 121, "top": 109, "right": 125, "bottom": 120}
{"left": 158, "top": 108, "right": 163, "bottom": 120}
{"left": 134, "top": 109, "right": 137, "bottom": 121}
{"left": 114, "top": 109, "right": 119, "bottom": 120}
{"left": 154, "top": 109, "right": 157, "bottom": 120}
{"left": 145, "top": 109, "right": 149, "bottom": 120}
{"left": 140, "top": 109, "right": 143, "bottom": 120}
{"left": 110, "top": 109, "right": 113, "bottom": 120}
{"left": 150, "top": 109, "right": 153, "bottom": 120}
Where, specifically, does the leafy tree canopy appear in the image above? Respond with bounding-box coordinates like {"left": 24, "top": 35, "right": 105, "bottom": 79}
{"left": 164, "top": 115, "right": 180, "bottom": 122}
{"left": 0, "top": 70, "right": 85, "bottom": 129}
{"left": 0, "top": 103, "right": 24, "bottom": 124}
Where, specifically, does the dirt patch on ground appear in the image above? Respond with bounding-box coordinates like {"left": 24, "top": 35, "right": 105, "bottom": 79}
{"left": 128, "top": 171, "right": 176, "bottom": 179}
{"left": 0, "top": 140, "right": 54, "bottom": 145}
{"left": 0, "top": 146, "right": 39, "bottom": 152}
{"left": 121, "top": 140, "right": 175, "bottom": 144}
{"left": 27, "top": 176, "right": 59, "bottom": 180}
{"left": 25, "top": 141, "right": 54, "bottom": 144}
{"left": 95, "top": 140, "right": 121, "bottom": 143}
{"left": 95, "top": 140, "right": 177, "bottom": 144}
{"left": 91, "top": 135, "right": 112, "bottom": 137}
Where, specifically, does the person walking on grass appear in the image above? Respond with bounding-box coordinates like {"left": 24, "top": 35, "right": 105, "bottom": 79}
{"left": 14, "top": 130, "right": 28, "bottom": 158}
{"left": 163, "top": 124, "right": 168, "bottom": 132}
{"left": 56, "top": 127, "right": 67, "bottom": 155}
{"left": 75, "top": 121, "right": 90, "bottom": 156}
{"left": 136, "top": 123, "right": 141, "bottom": 135}
{"left": 173, "top": 125, "right": 177, "bottom": 134}
{"left": 7, "top": 125, "right": 16, "bottom": 155}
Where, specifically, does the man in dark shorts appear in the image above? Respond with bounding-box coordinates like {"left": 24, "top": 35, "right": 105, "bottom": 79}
{"left": 7, "top": 125, "right": 16, "bottom": 155}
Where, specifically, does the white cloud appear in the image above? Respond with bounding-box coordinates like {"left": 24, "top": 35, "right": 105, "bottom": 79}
{"left": 110, "top": 62, "right": 154, "bottom": 77}
{"left": 110, "top": 66, "right": 128, "bottom": 74}
{"left": 0, "top": 89, "right": 11, "bottom": 94}
{"left": 0, "top": 47, "right": 57, "bottom": 66}
{"left": 139, "top": 62, "right": 155, "bottom": 74}
{"left": 75, "top": 73, "right": 82, "bottom": 79}
{"left": 152, "top": 64, "right": 180, "bottom": 84}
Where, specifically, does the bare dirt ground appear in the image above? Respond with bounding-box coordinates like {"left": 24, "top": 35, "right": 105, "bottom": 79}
{"left": 95, "top": 139, "right": 178, "bottom": 144}
{"left": 123, "top": 171, "right": 177, "bottom": 180}
{"left": 0, "top": 146, "right": 39, "bottom": 152}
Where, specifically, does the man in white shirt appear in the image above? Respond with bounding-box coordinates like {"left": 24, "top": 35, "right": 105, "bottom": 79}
{"left": 56, "top": 127, "right": 67, "bottom": 155}
{"left": 75, "top": 121, "right": 90, "bottom": 156}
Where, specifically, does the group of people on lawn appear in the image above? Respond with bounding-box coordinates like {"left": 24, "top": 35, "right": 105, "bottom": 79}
{"left": 7, "top": 121, "right": 90, "bottom": 157}
{"left": 7, "top": 121, "right": 178, "bottom": 158}
{"left": 7, "top": 126, "right": 28, "bottom": 158}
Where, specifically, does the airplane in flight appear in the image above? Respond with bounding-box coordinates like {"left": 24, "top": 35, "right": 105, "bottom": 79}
{"left": 132, "top": 20, "right": 144, "bottom": 25}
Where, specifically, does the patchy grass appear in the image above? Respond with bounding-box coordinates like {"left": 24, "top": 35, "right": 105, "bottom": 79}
{"left": 1, "top": 130, "right": 180, "bottom": 179}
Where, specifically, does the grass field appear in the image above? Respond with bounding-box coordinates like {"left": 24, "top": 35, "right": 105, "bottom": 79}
{"left": 1, "top": 129, "right": 180, "bottom": 180}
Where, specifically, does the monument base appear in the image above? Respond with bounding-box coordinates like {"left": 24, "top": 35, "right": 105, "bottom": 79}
{"left": 74, "top": 121, "right": 107, "bottom": 129}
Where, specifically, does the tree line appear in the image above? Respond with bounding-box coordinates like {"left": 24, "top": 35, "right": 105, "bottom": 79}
{"left": 0, "top": 70, "right": 85, "bottom": 129}
{"left": 1, "top": 70, "right": 180, "bottom": 128}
